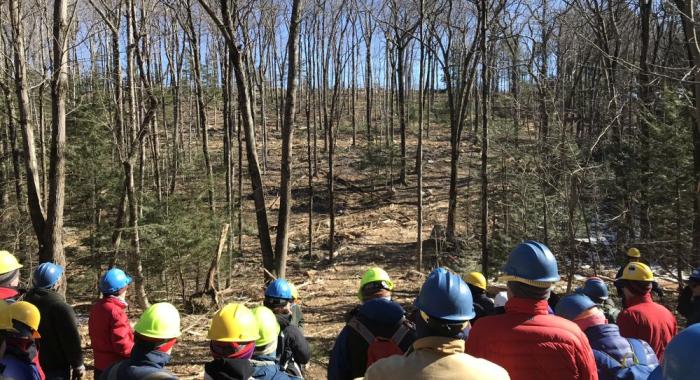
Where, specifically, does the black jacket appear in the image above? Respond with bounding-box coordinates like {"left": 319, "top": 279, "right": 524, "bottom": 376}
{"left": 205, "top": 358, "right": 254, "bottom": 380}
{"left": 24, "top": 287, "right": 83, "bottom": 370}
{"left": 678, "top": 285, "right": 700, "bottom": 326}
{"left": 468, "top": 285, "right": 495, "bottom": 323}
{"left": 275, "top": 314, "right": 310, "bottom": 367}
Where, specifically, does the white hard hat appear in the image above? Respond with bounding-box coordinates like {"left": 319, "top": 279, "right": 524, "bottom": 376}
{"left": 494, "top": 291, "right": 509, "bottom": 308}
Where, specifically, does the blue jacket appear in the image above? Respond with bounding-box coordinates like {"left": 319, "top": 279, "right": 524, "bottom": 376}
{"left": 99, "top": 344, "right": 178, "bottom": 380}
{"left": 584, "top": 323, "right": 658, "bottom": 380}
{"left": 327, "top": 298, "right": 415, "bottom": 380}
{"left": 0, "top": 355, "right": 41, "bottom": 380}
{"left": 251, "top": 355, "right": 299, "bottom": 380}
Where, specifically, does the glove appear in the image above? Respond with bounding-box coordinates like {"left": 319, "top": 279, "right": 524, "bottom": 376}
{"left": 71, "top": 365, "right": 85, "bottom": 380}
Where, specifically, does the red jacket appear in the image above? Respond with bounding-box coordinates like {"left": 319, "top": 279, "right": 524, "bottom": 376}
{"left": 617, "top": 293, "right": 676, "bottom": 361}
{"left": 466, "top": 297, "right": 599, "bottom": 380}
{"left": 88, "top": 296, "right": 134, "bottom": 370}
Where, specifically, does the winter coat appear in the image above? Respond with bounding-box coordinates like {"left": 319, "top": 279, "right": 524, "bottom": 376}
{"left": 617, "top": 293, "right": 676, "bottom": 361}
{"left": 0, "top": 354, "right": 42, "bottom": 380}
{"left": 204, "top": 358, "right": 254, "bottom": 380}
{"left": 468, "top": 285, "right": 495, "bottom": 323}
{"left": 584, "top": 323, "right": 658, "bottom": 380}
{"left": 89, "top": 296, "right": 134, "bottom": 371}
{"left": 363, "top": 336, "right": 509, "bottom": 380}
{"left": 466, "top": 297, "right": 599, "bottom": 380}
{"left": 24, "top": 287, "right": 83, "bottom": 372}
{"left": 250, "top": 355, "right": 298, "bottom": 380}
{"left": 327, "top": 299, "right": 415, "bottom": 380}
{"left": 677, "top": 285, "right": 700, "bottom": 326}
{"left": 3, "top": 338, "right": 44, "bottom": 380}
{"left": 99, "top": 345, "right": 177, "bottom": 380}
{"left": 275, "top": 314, "right": 310, "bottom": 370}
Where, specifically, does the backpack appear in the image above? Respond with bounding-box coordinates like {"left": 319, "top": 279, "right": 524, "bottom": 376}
{"left": 598, "top": 338, "right": 657, "bottom": 380}
{"left": 347, "top": 317, "right": 410, "bottom": 366}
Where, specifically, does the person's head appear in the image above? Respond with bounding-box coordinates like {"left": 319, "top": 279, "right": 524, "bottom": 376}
{"left": 8, "top": 301, "right": 40, "bottom": 341}
{"left": 464, "top": 272, "right": 487, "bottom": 295}
{"left": 133, "top": 302, "right": 181, "bottom": 355}
{"left": 358, "top": 267, "right": 394, "bottom": 303}
{"left": 208, "top": 303, "right": 259, "bottom": 360}
{"left": 688, "top": 267, "right": 700, "bottom": 290}
{"left": 616, "top": 262, "right": 654, "bottom": 299}
{"left": 500, "top": 241, "right": 559, "bottom": 300}
{"left": 32, "top": 262, "right": 63, "bottom": 290}
{"left": 251, "top": 306, "right": 280, "bottom": 357}
{"left": 555, "top": 294, "right": 605, "bottom": 331}
{"left": 0, "top": 251, "right": 23, "bottom": 288}
{"left": 414, "top": 268, "right": 475, "bottom": 339}
{"left": 99, "top": 267, "right": 132, "bottom": 298}
{"left": 648, "top": 324, "right": 700, "bottom": 380}
{"left": 575, "top": 277, "right": 609, "bottom": 305}
{"left": 626, "top": 247, "right": 641, "bottom": 263}
{"left": 263, "top": 279, "right": 293, "bottom": 315}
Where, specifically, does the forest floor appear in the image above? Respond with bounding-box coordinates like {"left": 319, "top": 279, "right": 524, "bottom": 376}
{"left": 62, "top": 119, "right": 682, "bottom": 379}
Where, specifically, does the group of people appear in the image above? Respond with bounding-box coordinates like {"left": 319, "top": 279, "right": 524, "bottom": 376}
{"left": 328, "top": 242, "right": 700, "bottom": 380}
{"left": 0, "top": 241, "right": 698, "bottom": 379}
{"left": 0, "top": 250, "right": 311, "bottom": 380}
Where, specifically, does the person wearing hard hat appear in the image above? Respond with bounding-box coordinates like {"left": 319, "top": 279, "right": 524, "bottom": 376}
{"left": 555, "top": 294, "right": 658, "bottom": 379}
{"left": 647, "top": 323, "right": 700, "bottom": 380}
{"left": 328, "top": 267, "right": 415, "bottom": 380}
{"left": 99, "top": 302, "right": 180, "bottom": 379}
{"left": 1, "top": 301, "right": 44, "bottom": 380}
{"left": 466, "top": 241, "right": 597, "bottom": 380}
{"left": 677, "top": 266, "right": 700, "bottom": 326}
{"left": 575, "top": 277, "right": 620, "bottom": 323}
{"left": 0, "top": 300, "right": 15, "bottom": 379}
{"left": 464, "top": 272, "right": 495, "bottom": 323}
{"left": 250, "top": 306, "right": 297, "bottom": 380}
{"left": 0, "top": 251, "right": 23, "bottom": 301}
{"left": 615, "top": 247, "right": 663, "bottom": 307}
{"left": 24, "top": 263, "right": 84, "bottom": 380}
{"left": 88, "top": 267, "right": 134, "bottom": 379}
{"left": 204, "top": 303, "right": 258, "bottom": 380}
{"left": 364, "top": 268, "right": 509, "bottom": 380}
{"left": 288, "top": 283, "right": 304, "bottom": 332}
{"left": 615, "top": 262, "right": 676, "bottom": 360}
{"left": 263, "top": 279, "right": 310, "bottom": 378}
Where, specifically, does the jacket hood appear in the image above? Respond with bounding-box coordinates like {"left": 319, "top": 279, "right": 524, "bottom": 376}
{"left": 205, "top": 358, "right": 254, "bottom": 380}
{"left": 505, "top": 297, "right": 550, "bottom": 315}
{"left": 358, "top": 298, "right": 405, "bottom": 325}
{"left": 130, "top": 344, "right": 171, "bottom": 369}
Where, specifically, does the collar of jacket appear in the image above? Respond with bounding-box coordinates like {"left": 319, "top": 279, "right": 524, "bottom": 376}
{"left": 413, "top": 336, "right": 465, "bottom": 355}
{"left": 625, "top": 292, "right": 653, "bottom": 308}
{"left": 104, "top": 295, "right": 128, "bottom": 308}
{"left": 205, "top": 358, "right": 254, "bottom": 380}
{"left": 250, "top": 355, "right": 276, "bottom": 367}
{"left": 130, "top": 344, "right": 172, "bottom": 369}
{"left": 275, "top": 313, "right": 292, "bottom": 329}
{"left": 583, "top": 322, "right": 620, "bottom": 341}
{"left": 505, "top": 297, "right": 550, "bottom": 315}
{"left": 0, "top": 287, "right": 19, "bottom": 301}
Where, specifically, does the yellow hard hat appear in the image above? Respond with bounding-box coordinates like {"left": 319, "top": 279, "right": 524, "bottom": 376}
{"left": 134, "top": 302, "right": 181, "bottom": 339}
{"left": 0, "top": 251, "right": 22, "bottom": 274}
{"left": 627, "top": 248, "right": 641, "bottom": 258}
{"left": 465, "top": 272, "right": 487, "bottom": 290}
{"left": 0, "top": 300, "right": 15, "bottom": 332}
{"left": 10, "top": 301, "right": 40, "bottom": 338}
{"left": 289, "top": 283, "right": 299, "bottom": 301}
{"left": 358, "top": 267, "right": 394, "bottom": 301}
{"left": 251, "top": 306, "right": 280, "bottom": 347}
{"left": 620, "top": 262, "right": 654, "bottom": 282}
{"left": 207, "top": 303, "right": 260, "bottom": 343}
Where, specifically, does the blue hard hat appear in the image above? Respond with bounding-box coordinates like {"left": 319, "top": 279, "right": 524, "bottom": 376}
{"left": 575, "top": 277, "right": 609, "bottom": 302}
{"left": 690, "top": 267, "right": 700, "bottom": 281}
{"left": 265, "top": 279, "right": 293, "bottom": 300}
{"left": 32, "top": 262, "right": 63, "bottom": 289}
{"left": 647, "top": 324, "right": 700, "bottom": 380}
{"left": 415, "top": 267, "right": 475, "bottom": 322}
{"left": 501, "top": 241, "right": 560, "bottom": 284}
{"left": 555, "top": 294, "right": 597, "bottom": 321}
{"left": 99, "top": 268, "right": 132, "bottom": 294}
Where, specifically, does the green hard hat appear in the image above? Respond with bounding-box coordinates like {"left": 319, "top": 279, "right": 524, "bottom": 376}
{"left": 358, "top": 267, "right": 394, "bottom": 301}
{"left": 134, "top": 302, "right": 181, "bottom": 339}
{"left": 251, "top": 306, "right": 280, "bottom": 347}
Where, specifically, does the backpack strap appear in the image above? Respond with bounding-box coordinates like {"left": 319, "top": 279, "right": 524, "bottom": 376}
{"left": 390, "top": 319, "right": 410, "bottom": 346}
{"left": 347, "top": 317, "right": 376, "bottom": 344}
